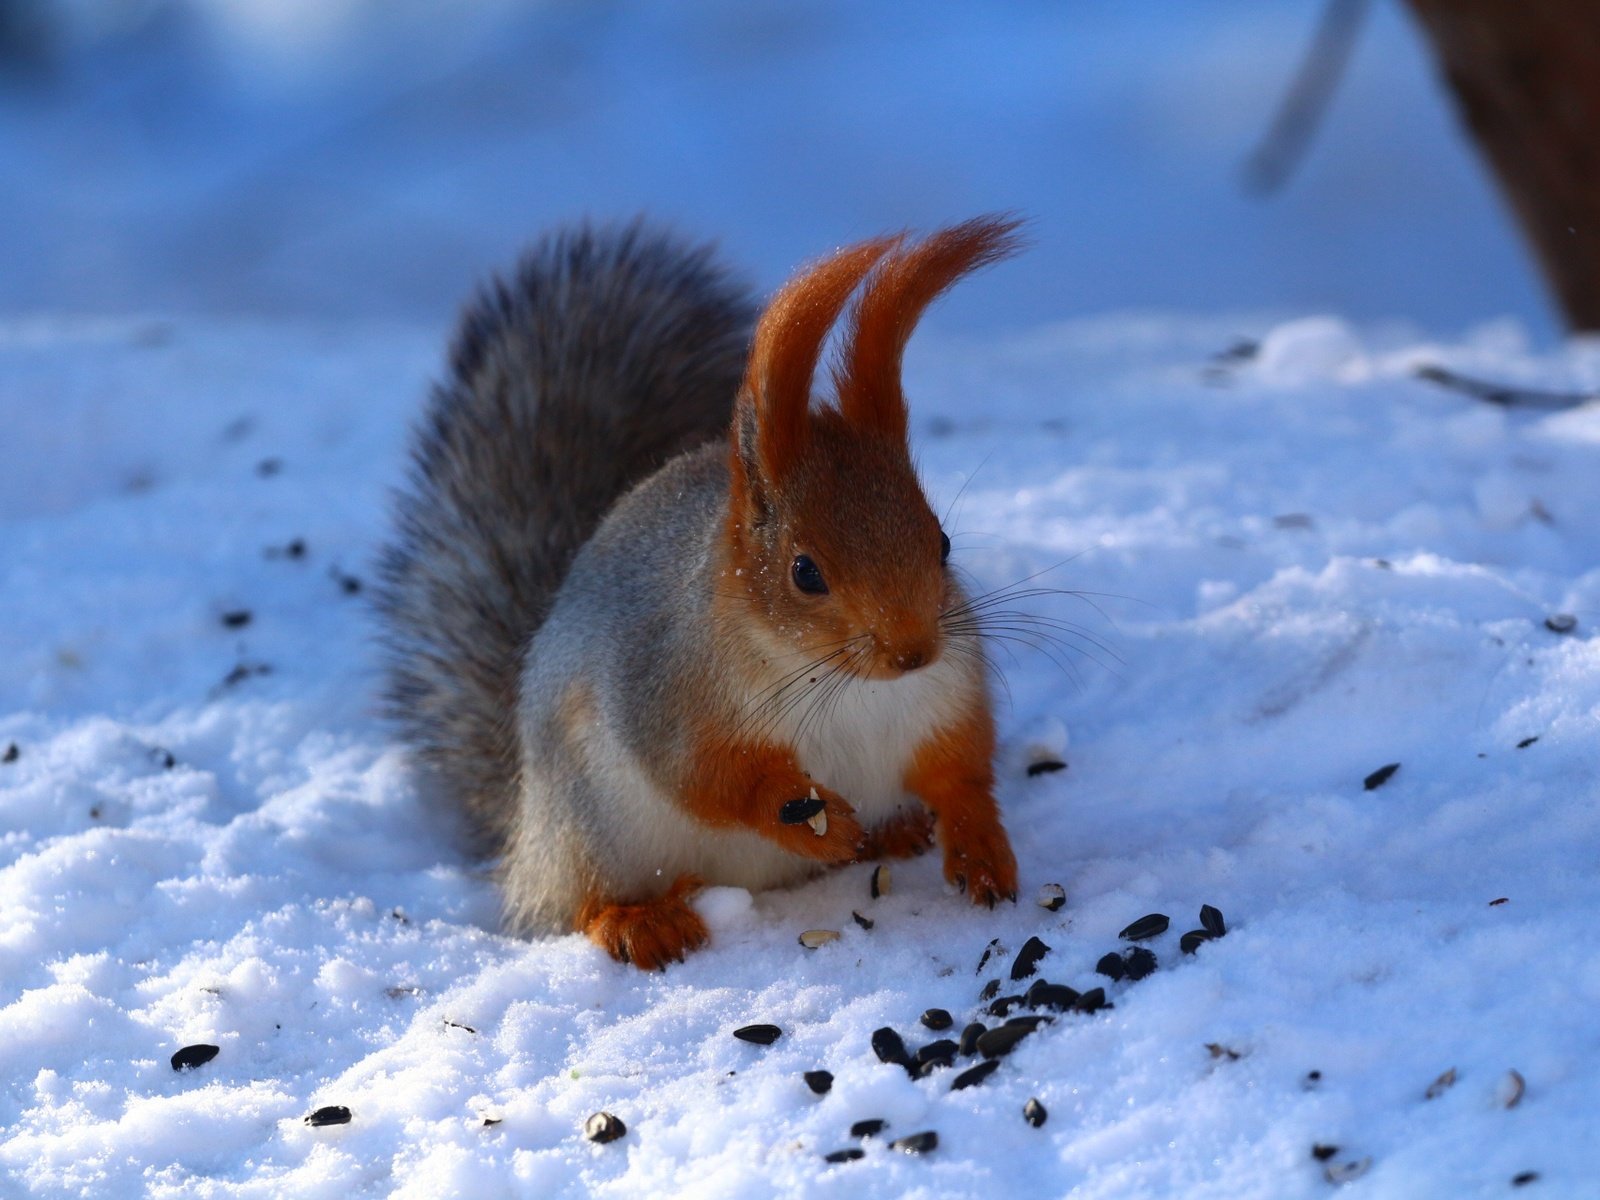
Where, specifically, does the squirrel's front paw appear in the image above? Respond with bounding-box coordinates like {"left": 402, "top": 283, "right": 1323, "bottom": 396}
{"left": 773, "top": 784, "right": 865, "bottom": 863}
{"left": 942, "top": 821, "right": 1019, "bottom": 909}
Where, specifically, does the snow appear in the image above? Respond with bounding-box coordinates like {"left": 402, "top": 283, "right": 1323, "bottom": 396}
{"left": 5, "top": 3, "right": 1600, "bottom": 1196}
{"left": 4, "top": 307, "right": 1599, "bottom": 1198}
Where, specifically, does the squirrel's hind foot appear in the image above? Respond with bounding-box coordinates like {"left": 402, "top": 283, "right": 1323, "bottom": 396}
{"left": 859, "top": 806, "right": 937, "bottom": 861}
{"left": 578, "top": 874, "right": 710, "bottom": 971}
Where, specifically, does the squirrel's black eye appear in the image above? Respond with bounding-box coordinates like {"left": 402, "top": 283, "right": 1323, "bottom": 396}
{"left": 791, "top": 554, "right": 828, "bottom": 595}
{"left": 940, "top": 530, "right": 951, "bottom": 564}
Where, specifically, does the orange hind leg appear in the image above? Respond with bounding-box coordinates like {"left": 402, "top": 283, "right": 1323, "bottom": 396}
{"left": 860, "top": 805, "right": 936, "bottom": 860}
{"left": 578, "top": 874, "right": 709, "bottom": 970}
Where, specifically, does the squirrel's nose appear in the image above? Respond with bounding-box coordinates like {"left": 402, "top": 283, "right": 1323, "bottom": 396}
{"left": 893, "top": 648, "right": 928, "bottom": 672}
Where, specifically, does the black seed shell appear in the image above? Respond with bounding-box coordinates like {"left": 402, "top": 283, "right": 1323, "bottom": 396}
{"left": 1119, "top": 913, "right": 1170, "bottom": 941}
{"left": 958, "top": 1022, "right": 987, "bottom": 1056}
{"left": 1023, "top": 1098, "right": 1048, "bottom": 1127}
{"left": 1312, "top": 1144, "right": 1339, "bottom": 1162}
{"left": 1073, "top": 987, "right": 1107, "bottom": 1014}
{"left": 851, "top": 911, "right": 874, "bottom": 931}
{"left": 1096, "top": 952, "right": 1126, "bottom": 981}
{"left": 305, "top": 1105, "right": 352, "bottom": 1128}
{"left": 976, "top": 1023, "right": 1035, "bottom": 1059}
{"left": 1123, "top": 947, "right": 1158, "bottom": 980}
{"left": 779, "top": 796, "right": 826, "bottom": 824}
{"left": 733, "top": 1024, "right": 782, "bottom": 1045}
{"left": 986, "top": 994, "right": 1025, "bottom": 1017}
{"left": 851, "top": 1118, "right": 887, "bottom": 1138}
{"left": 916, "top": 1039, "right": 958, "bottom": 1068}
{"left": 583, "top": 1111, "right": 627, "bottom": 1143}
{"left": 890, "top": 1130, "right": 938, "bottom": 1154}
{"left": 1009, "top": 936, "right": 1051, "bottom": 981}
{"left": 824, "top": 1148, "right": 864, "bottom": 1164}
{"left": 1363, "top": 762, "right": 1400, "bottom": 790}
{"left": 978, "top": 979, "right": 1001, "bottom": 1002}
{"left": 1025, "top": 982, "right": 1079, "bottom": 1011}
{"left": 170, "top": 1044, "right": 219, "bottom": 1071}
{"left": 951, "top": 1059, "right": 1000, "bottom": 1090}
{"left": 920, "top": 1008, "right": 953, "bottom": 1031}
{"left": 803, "top": 1070, "right": 833, "bottom": 1095}
{"left": 871, "top": 1026, "right": 911, "bottom": 1067}
{"left": 1026, "top": 759, "right": 1067, "bottom": 777}
{"left": 1199, "top": 905, "right": 1226, "bottom": 937}
{"left": 1180, "top": 930, "right": 1213, "bottom": 954}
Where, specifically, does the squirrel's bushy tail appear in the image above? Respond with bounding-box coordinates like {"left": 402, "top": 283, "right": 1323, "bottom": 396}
{"left": 376, "top": 222, "right": 756, "bottom": 851}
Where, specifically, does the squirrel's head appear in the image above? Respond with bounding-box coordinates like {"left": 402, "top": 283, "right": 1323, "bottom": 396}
{"left": 724, "top": 217, "right": 1024, "bottom": 681}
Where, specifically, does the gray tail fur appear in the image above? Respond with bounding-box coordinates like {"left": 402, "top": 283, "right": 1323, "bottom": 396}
{"left": 375, "top": 221, "right": 756, "bottom": 852}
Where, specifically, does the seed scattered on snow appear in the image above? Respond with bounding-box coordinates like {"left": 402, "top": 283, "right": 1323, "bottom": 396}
{"left": 1010, "top": 936, "right": 1051, "bottom": 980}
{"left": 1023, "top": 1098, "right": 1047, "bottom": 1127}
{"left": 1119, "top": 913, "right": 1169, "bottom": 941}
{"left": 1, "top": 743, "right": 17, "bottom": 764}
{"left": 1304, "top": 1070, "right": 1323, "bottom": 1089}
{"left": 1323, "top": 1157, "right": 1372, "bottom": 1185}
{"left": 733, "top": 1024, "right": 782, "bottom": 1045}
{"left": 1124, "top": 947, "right": 1157, "bottom": 979}
{"left": 220, "top": 609, "right": 252, "bottom": 629}
{"left": 976, "top": 1023, "right": 1035, "bottom": 1059}
{"left": 823, "top": 1148, "right": 864, "bottom": 1163}
{"left": 799, "top": 929, "right": 841, "bottom": 949}
{"left": 1363, "top": 762, "right": 1401, "bottom": 790}
{"left": 803, "top": 1070, "right": 833, "bottom": 1095}
{"left": 1025, "top": 981, "right": 1079, "bottom": 1012}
{"left": 1424, "top": 1067, "right": 1457, "bottom": 1099}
{"left": 1516, "top": 735, "right": 1539, "bottom": 749}
{"left": 850, "top": 1118, "right": 887, "bottom": 1138}
{"left": 1206, "top": 1043, "right": 1243, "bottom": 1061}
{"left": 976, "top": 938, "right": 1003, "bottom": 974}
{"left": 1199, "top": 904, "right": 1227, "bottom": 937}
{"left": 920, "top": 1008, "right": 953, "bottom": 1031}
{"left": 951, "top": 1059, "right": 1000, "bottom": 1090}
{"left": 852, "top": 910, "right": 874, "bottom": 930}
{"left": 871, "top": 865, "right": 891, "bottom": 898}
{"left": 170, "top": 1044, "right": 219, "bottom": 1071}
{"left": 1490, "top": 897, "right": 1510, "bottom": 906}
{"left": 1026, "top": 758, "right": 1066, "bottom": 777}
{"left": 305, "top": 1105, "right": 352, "bottom": 1128}
{"left": 978, "top": 979, "right": 1001, "bottom": 1002}
{"left": 779, "top": 795, "right": 825, "bottom": 825}
{"left": 1545, "top": 613, "right": 1577, "bottom": 634}
{"left": 1036, "top": 883, "right": 1066, "bottom": 911}
{"left": 1499, "top": 1069, "right": 1526, "bottom": 1109}
{"left": 481, "top": 1116, "right": 502, "bottom": 1127}
{"left": 915, "top": 1040, "right": 958, "bottom": 1074}
{"left": 1073, "top": 987, "right": 1108, "bottom": 1014}
{"left": 1180, "top": 929, "right": 1213, "bottom": 955}
{"left": 890, "top": 1130, "right": 939, "bottom": 1154}
{"left": 871, "top": 1026, "right": 912, "bottom": 1068}
{"left": 1512, "top": 1170, "right": 1540, "bottom": 1186}
{"left": 583, "top": 1111, "right": 627, "bottom": 1144}
{"left": 986, "top": 994, "right": 1025, "bottom": 1017}
{"left": 1096, "top": 952, "right": 1126, "bottom": 981}
{"left": 958, "top": 1022, "right": 986, "bottom": 1056}
{"left": 1311, "top": 1144, "right": 1338, "bottom": 1161}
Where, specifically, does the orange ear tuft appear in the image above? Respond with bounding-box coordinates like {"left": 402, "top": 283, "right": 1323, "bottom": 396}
{"left": 740, "top": 235, "right": 900, "bottom": 484}
{"left": 834, "top": 215, "right": 1026, "bottom": 439}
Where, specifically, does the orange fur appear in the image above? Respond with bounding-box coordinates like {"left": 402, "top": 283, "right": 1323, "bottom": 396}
{"left": 904, "top": 702, "right": 1018, "bottom": 907}
{"left": 578, "top": 874, "right": 709, "bottom": 970}
{"left": 834, "top": 216, "right": 1025, "bottom": 439}
{"left": 733, "top": 236, "right": 898, "bottom": 493}
{"left": 679, "top": 727, "right": 866, "bottom": 862}
{"left": 860, "top": 806, "right": 937, "bottom": 860}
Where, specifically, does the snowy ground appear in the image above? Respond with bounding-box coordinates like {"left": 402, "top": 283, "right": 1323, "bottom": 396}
{"left": 3, "top": 303, "right": 1599, "bottom": 1197}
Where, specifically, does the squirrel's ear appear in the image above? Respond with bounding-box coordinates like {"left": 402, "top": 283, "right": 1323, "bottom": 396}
{"left": 734, "top": 235, "right": 899, "bottom": 490}
{"left": 834, "top": 215, "right": 1026, "bottom": 442}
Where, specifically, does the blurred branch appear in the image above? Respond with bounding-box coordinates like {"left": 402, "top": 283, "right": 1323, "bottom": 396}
{"left": 1402, "top": 0, "right": 1600, "bottom": 331}
{"left": 1241, "top": 0, "right": 1370, "bottom": 196}
{"left": 1413, "top": 364, "right": 1596, "bottom": 410}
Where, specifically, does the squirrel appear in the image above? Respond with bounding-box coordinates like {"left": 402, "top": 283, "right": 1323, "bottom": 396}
{"left": 377, "top": 217, "right": 1023, "bottom": 969}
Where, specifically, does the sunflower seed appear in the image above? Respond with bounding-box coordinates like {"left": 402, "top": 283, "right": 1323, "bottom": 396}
{"left": 1180, "top": 929, "right": 1213, "bottom": 954}
{"left": 305, "top": 1105, "right": 352, "bottom": 1128}
{"left": 850, "top": 1118, "right": 887, "bottom": 1138}
{"left": 1119, "top": 913, "right": 1169, "bottom": 941}
{"left": 871, "top": 1027, "right": 912, "bottom": 1067}
{"left": 890, "top": 1130, "right": 938, "bottom": 1154}
{"left": 779, "top": 795, "right": 825, "bottom": 825}
{"left": 915, "top": 1040, "right": 958, "bottom": 1073}
{"left": 976, "top": 1023, "right": 1035, "bottom": 1059}
{"left": 1004, "top": 1014, "right": 1051, "bottom": 1033}
{"left": 986, "top": 994, "right": 1025, "bottom": 1017}
{"left": 823, "top": 1148, "right": 864, "bottom": 1163}
{"left": 976, "top": 937, "right": 1002, "bottom": 973}
{"left": 978, "top": 979, "right": 1001, "bottom": 1002}
{"left": 583, "top": 1111, "right": 627, "bottom": 1143}
{"left": 951, "top": 1059, "right": 1000, "bottom": 1090}
{"left": 1026, "top": 759, "right": 1066, "bottom": 777}
{"left": 1023, "top": 1098, "right": 1047, "bottom": 1127}
{"left": 1311, "top": 1144, "right": 1338, "bottom": 1161}
{"left": 1206, "top": 1043, "right": 1243, "bottom": 1061}
{"left": 1025, "top": 981, "right": 1079, "bottom": 1012}
{"left": 1363, "top": 762, "right": 1400, "bottom": 790}
{"left": 1073, "top": 987, "right": 1107, "bottom": 1014}
{"left": 1199, "top": 904, "right": 1227, "bottom": 937}
{"left": 852, "top": 910, "right": 874, "bottom": 930}
{"left": 1512, "top": 1170, "right": 1540, "bottom": 1186}
{"left": 799, "top": 929, "right": 841, "bottom": 949}
{"left": 803, "top": 1070, "right": 833, "bottom": 1095}
{"left": 1, "top": 743, "right": 18, "bottom": 764}
{"left": 1009, "top": 936, "right": 1051, "bottom": 981}
{"left": 1324, "top": 1157, "right": 1371, "bottom": 1184}
{"left": 920, "top": 1008, "right": 953, "bottom": 1031}
{"left": 1424, "top": 1067, "right": 1457, "bottom": 1099}
{"left": 170, "top": 1044, "right": 219, "bottom": 1071}
{"left": 958, "top": 1022, "right": 986, "bottom": 1056}
{"left": 1490, "top": 897, "right": 1509, "bottom": 906}
{"left": 1037, "top": 883, "right": 1067, "bottom": 911}
{"left": 1124, "top": 947, "right": 1157, "bottom": 979}
{"left": 733, "top": 1024, "right": 782, "bottom": 1045}
{"left": 1499, "top": 1069, "right": 1526, "bottom": 1109}
{"left": 1095, "top": 952, "right": 1126, "bottom": 981}
{"left": 870, "top": 865, "right": 891, "bottom": 898}
{"left": 1545, "top": 613, "right": 1577, "bottom": 634}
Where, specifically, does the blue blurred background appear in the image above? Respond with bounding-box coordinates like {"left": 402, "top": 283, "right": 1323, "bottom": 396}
{"left": 0, "top": 0, "right": 1553, "bottom": 338}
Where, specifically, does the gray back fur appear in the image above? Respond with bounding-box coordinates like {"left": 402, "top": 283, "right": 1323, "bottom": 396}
{"left": 375, "top": 222, "right": 756, "bottom": 853}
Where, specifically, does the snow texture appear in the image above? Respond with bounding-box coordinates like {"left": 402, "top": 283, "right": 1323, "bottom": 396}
{"left": 4, "top": 309, "right": 1599, "bottom": 1198}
